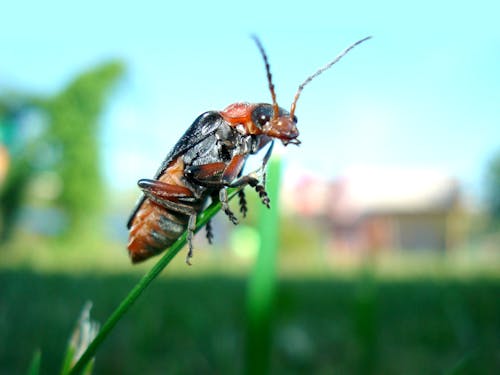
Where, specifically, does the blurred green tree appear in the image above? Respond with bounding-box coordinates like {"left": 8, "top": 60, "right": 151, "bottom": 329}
{"left": 0, "top": 61, "right": 124, "bottom": 241}
{"left": 40, "top": 61, "right": 125, "bottom": 237}
{"left": 0, "top": 100, "right": 37, "bottom": 241}
{"left": 0, "top": 155, "right": 32, "bottom": 241}
{"left": 42, "top": 62, "right": 124, "bottom": 235}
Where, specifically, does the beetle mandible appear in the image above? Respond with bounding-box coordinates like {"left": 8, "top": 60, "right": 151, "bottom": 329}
{"left": 127, "top": 36, "right": 371, "bottom": 264}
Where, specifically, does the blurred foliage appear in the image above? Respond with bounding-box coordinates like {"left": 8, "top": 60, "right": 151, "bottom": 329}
{"left": 27, "top": 349, "right": 41, "bottom": 375}
{"left": 1, "top": 270, "right": 498, "bottom": 374}
{"left": 40, "top": 61, "right": 124, "bottom": 237}
{"left": 280, "top": 215, "right": 325, "bottom": 253}
{"left": 0, "top": 61, "right": 124, "bottom": 241}
{"left": 0, "top": 155, "right": 31, "bottom": 241}
{"left": 485, "top": 150, "right": 500, "bottom": 230}
{"left": 0, "top": 98, "right": 39, "bottom": 241}
{"left": 245, "top": 157, "right": 281, "bottom": 375}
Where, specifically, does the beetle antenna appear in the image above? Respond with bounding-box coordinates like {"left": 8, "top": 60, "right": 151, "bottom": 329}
{"left": 290, "top": 36, "right": 372, "bottom": 118}
{"left": 252, "top": 36, "right": 280, "bottom": 119}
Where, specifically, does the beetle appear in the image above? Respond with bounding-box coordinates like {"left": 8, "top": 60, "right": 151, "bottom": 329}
{"left": 127, "top": 36, "right": 371, "bottom": 264}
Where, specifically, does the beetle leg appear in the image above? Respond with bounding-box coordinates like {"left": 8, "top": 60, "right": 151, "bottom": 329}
{"left": 260, "top": 140, "right": 274, "bottom": 171}
{"left": 220, "top": 155, "right": 247, "bottom": 185}
{"left": 251, "top": 141, "right": 273, "bottom": 208}
{"left": 219, "top": 188, "right": 239, "bottom": 225}
{"left": 186, "top": 155, "right": 246, "bottom": 187}
{"left": 186, "top": 213, "right": 197, "bottom": 265}
{"left": 138, "top": 179, "right": 197, "bottom": 204}
{"left": 185, "top": 162, "right": 225, "bottom": 182}
{"left": 254, "top": 184, "right": 270, "bottom": 208}
{"left": 226, "top": 173, "right": 270, "bottom": 208}
{"left": 238, "top": 190, "right": 248, "bottom": 217}
{"left": 205, "top": 219, "right": 214, "bottom": 244}
{"left": 227, "top": 141, "right": 274, "bottom": 188}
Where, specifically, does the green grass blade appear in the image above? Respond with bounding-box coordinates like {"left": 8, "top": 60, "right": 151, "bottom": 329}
{"left": 60, "top": 345, "right": 75, "bottom": 375}
{"left": 67, "top": 188, "right": 239, "bottom": 375}
{"left": 61, "top": 302, "right": 99, "bottom": 375}
{"left": 27, "top": 349, "right": 41, "bottom": 375}
{"left": 245, "top": 156, "right": 281, "bottom": 375}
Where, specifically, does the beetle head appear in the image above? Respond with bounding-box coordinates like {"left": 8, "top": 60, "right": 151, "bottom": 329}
{"left": 253, "top": 35, "right": 371, "bottom": 146}
{"left": 251, "top": 103, "right": 300, "bottom": 145}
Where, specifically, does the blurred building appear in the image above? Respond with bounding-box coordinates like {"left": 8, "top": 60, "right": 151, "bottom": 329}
{"left": 283, "top": 167, "right": 465, "bottom": 253}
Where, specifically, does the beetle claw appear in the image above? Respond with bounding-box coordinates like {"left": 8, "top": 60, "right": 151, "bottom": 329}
{"left": 219, "top": 188, "right": 239, "bottom": 225}
{"left": 255, "top": 184, "right": 271, "bottom": 208}
{"left": 238, "top": 190, "right": 248, "bottom": 218}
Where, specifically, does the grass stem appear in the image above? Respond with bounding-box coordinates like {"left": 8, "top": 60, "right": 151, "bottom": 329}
{"left": 245, "top": 157, "right": 281, "bottom": 375}
{"left": 67, "top": 188, "right": 239, "bottom": 375}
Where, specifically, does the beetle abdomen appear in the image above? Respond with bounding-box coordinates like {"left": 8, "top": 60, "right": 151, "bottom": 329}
{"left": 128, "top": 199, "right": 189, "bottom": 263}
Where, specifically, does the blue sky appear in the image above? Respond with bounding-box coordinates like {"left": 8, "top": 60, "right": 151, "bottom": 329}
{"left": 1, "top": 1, "right": 499, "bottom": 200}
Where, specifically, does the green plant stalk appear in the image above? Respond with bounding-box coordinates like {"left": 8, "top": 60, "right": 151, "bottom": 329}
{"left": 60, "top": 346, "right": 75, "bottom": 375}
{"left": 27, "top": 349, "right": 41, "bottom": 375}
{"left": 245, "top": 156, "right": 281, "bottom": 375}
{"left": 67, "top": 188, "right": 239, "bottom": 375}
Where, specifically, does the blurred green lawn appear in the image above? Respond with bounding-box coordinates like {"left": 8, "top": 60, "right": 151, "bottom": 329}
{"left": 1, "top": 232, "right": 499, "bottom": 374}
{"left": 1, "top": 266, "right": 499, "bottom": 374}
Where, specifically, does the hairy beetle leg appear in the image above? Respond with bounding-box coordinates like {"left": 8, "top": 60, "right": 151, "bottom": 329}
{"left": 186, "top": 214, "right": 197, "bottom": 265}
{"left": 231, "top": 175, "right": 270, "bottom": 209}
{"left": 253, "top": 141, "right": 272, "bottom": 208}
{"left": 138, "top": 179, "right": 196, "bottom": 201}
{"left": 187, "top": 155, "right": 246, "bottom": 187}
{"left": 255, "top": 184, "right": 271, "bottom": 208}
{"left": 219, "top": 188, "right": 239, "bottom": 225}
{"left": 206, "top": 219, "right": 214, "bottom": 244}
{"left": 228, "top": 172, "right": 271, "bottom": 209}
{"left": 238, "top": 190, "right": 248, "bottom": 218}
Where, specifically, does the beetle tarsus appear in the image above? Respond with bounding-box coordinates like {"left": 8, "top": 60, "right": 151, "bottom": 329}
{"left": 219, "top": 188, "right": 239, "bottom": 225}
{"left": 238, "top": 190, "right": 248, "bottom": 218}
{"left": 255, "top": 184, "right": 271, "bottom": 208}
{"left": 206, "top": 219, "right": 214, "bottom": 244}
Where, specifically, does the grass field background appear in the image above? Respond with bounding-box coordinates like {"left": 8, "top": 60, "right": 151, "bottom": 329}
{"left": 1, "top": 236, "right": 499, "bottom": 374}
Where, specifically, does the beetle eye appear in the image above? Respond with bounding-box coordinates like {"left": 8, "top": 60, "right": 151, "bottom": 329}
{"left": 293, "top": 115, "right": 298, "bottom": 124}
{"left": 258, "top": 114, "right": 270, "bottom": 127}
{"left": 252, "top": 104, "right": 275, "bottom": 129}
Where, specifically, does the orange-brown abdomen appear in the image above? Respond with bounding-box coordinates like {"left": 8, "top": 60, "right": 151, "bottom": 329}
{"left": 128, "top": 199, "right": 189, "bottom": 263}
{"left": 127, "top": 156, "right": 197, "bottom": 263}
